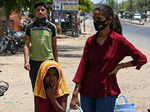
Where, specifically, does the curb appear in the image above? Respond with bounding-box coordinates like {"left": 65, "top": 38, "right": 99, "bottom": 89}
{"left": 121, "top": 19, "right": 145, "bottom": 25}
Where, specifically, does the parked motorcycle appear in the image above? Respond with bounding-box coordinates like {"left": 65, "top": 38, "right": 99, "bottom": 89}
{"left": 7, "top": 28, "right": 25, "bottom": 50}
{"left": 0, "top": 34, "right": 17, "bottom": 54}
{"left": 13, "top": 31, "right": 25, "bottom": 49}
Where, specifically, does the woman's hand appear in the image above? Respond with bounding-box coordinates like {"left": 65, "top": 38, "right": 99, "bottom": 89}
{"left": 109, "top": 62, "right": 134, "bottom": 76}
{"left": 70, "top": 94, "right": 80, "bottom": 109}
{"left": 70, "top": 83, "right": 81, "bottom": 109}
{"left": 109, "top": 65, "right": 121, "bottom": 76}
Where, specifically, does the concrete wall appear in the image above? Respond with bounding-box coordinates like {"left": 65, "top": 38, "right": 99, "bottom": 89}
{"left": 0, "top": 7, "right": 7, "bottom": 33}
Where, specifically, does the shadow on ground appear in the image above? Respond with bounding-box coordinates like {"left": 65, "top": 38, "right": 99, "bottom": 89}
{"left": 0, "top": 49, "right": 24, "bottom": 56}
{"left": 58, "top": 45, "right": 82, "bottom": 58}
{"left": 0, "top": 45, "right": 83, "bottom": 58}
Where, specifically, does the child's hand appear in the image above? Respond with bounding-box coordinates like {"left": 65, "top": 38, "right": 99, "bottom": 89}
{"left": 49, "top": 76, "right": 58, "bottom": 88}
{"left": 46, "top": 87, "right": 66, "bottom": 112}
{"left": 45, "top": 75, "right": 58, "bottom": 88}
{"left": 46, "top": 86, "right": 56, "bottom": 100}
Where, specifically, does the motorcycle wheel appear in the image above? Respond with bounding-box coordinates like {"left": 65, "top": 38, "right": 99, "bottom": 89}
{"left": 0, "top": 45, "right": 5, "bottom": 53}
{"left": 0, "top": 41, "right": 7, "bottom": 54}
{"left": 9, "top": 41, "right": 17, "bottom": 54}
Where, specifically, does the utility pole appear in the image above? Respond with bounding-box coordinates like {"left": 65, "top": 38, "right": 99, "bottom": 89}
{"left": 107, "top": 0, "right": 114, "bottom": 8}
{"left": 130, "top": 0, "right": 133, "bottom": 12}
{"left": 144, "top": 0, "right": 147, "bottom": 11}
{"left": 116, "top": 0, "right": 119, "bottom": 11}
{"left": 112, "top": 0, "right": 114, "bottom": 9}
{"left": 122, "top": 0, "right": 124, "bottom": 9}
{"left": 107, "top": 0, "right": 111, "bottom": 6}
{"left": 144, "top": 0, "right": 147, "bottom": 21}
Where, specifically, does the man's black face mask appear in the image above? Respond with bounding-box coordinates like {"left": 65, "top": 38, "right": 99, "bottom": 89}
{"left": 93, "top": 20, "right": 107, "bottom": 32}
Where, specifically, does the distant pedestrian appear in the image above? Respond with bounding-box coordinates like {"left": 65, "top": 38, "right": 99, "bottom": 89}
{"left": 70, "top": 4, "right": 147, "bottom": 112}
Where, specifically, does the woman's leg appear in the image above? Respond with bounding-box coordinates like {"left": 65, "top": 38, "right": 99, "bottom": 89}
{"left": 96, "top": 96, "right": 116, "bottom": 112}
{"left": 80, "top": 94, "right": 96, "bottom": 112}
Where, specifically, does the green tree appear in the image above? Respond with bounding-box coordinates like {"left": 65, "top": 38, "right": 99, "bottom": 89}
{"left": 0, "top": 0, "right": 52, "bottom": 16}
{"left": 79, "top": 0, "right": 93, "bottom": 13}
{"left": 0, "top": 0, "right": 52, "bottom": 32}
{"left": 106, "top": 0, "right": 120, "bottom": 11}
{"left": 119, "top": 0, "right": 150, "bottom": 12}
{"left": 134, "top": 0, "right": 149, "bottom": 11}
{"left": 106, "top": 0, "right": 115, "bottom": 8}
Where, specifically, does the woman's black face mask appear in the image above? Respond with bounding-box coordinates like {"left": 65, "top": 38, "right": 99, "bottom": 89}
{"left": 93, "top": 20, "right": 107, "bottom": 32}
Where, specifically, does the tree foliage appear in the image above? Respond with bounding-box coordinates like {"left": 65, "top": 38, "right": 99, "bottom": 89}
{"left": 79, "top": 0, "right": 93, "bottom": 12}
{"left": 0, "top": 0, "right": 93, "bottom": 16}
{"left": 0, "top": 0, "right": 52, "bottom": 16}
{"left": 119, "top": 0, "right": 150, "bottom": 11}
{"left": 106, "top": 0, "right": 115, "bottom": 8}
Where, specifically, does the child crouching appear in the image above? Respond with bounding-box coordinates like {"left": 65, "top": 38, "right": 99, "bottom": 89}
{"left": 34, "top": 60, "right": 69, "bottom": 112}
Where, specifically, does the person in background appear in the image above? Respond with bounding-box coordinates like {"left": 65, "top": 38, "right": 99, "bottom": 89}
{"left": 24, "top": 2, "right": 58, "bottom": 112}
{"left": 70, "top": 4, "right": 147, "bottom": 112}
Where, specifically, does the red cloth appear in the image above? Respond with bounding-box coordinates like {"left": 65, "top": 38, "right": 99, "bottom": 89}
{"left": 73, "top": 31, "right": 147, "bottom": 98}
{"left": 35, "top": 96, "right": 55, "bottom": 112}
{"left": 35, "top": 96, "right": 63, "bottom": 112}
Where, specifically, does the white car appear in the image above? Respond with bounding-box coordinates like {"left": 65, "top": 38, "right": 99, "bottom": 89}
{"left": 133, "top": 13, "right": 144, "bottom": 25}
{"left": 133, "top": 13, "right": 142, "bottom": 20}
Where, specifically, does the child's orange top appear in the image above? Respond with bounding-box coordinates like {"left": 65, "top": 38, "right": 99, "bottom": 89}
{"left": 34, "top": 60, "right": 69, "bottom": 99}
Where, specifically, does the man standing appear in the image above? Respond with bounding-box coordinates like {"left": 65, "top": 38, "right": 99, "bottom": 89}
{"left": 24, "top": 2, "right": 58, "bottom": 112}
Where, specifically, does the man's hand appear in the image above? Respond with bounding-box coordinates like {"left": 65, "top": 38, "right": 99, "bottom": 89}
{"left": 24, "top": 62, "right": 30, "bottom": 71}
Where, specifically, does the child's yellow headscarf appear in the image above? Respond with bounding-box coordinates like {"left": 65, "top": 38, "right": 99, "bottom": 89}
{"left": 34, "top": 60, "right": 69, "bottom": 99}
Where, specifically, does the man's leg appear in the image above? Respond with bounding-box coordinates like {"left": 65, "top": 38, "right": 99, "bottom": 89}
{"left": 29, "top": 60, "right": 43, "bottom": 112}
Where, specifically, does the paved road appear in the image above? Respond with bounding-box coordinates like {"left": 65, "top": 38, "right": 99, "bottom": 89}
{"left": 82, "top": 19, "right": 150, "bottom": 50}
{"left": 122, "top": 22, "right": 150, "bottom": 50}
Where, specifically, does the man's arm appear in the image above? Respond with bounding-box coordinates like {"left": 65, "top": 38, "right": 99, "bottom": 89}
{"left": 52, "top": 37, "right": 58, "bottom": 62}
{"left": 24, "top": 36, "right": 30, "bottom": 71}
